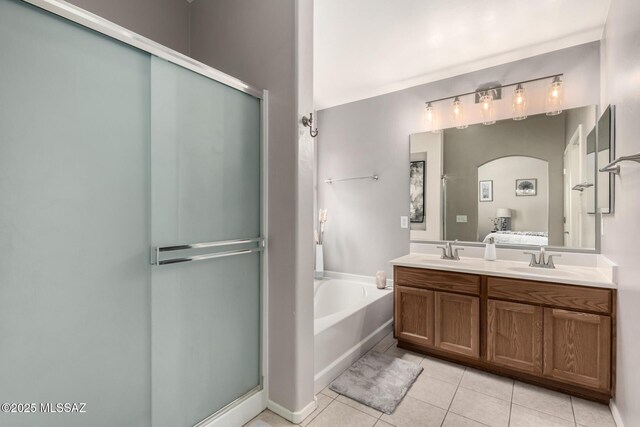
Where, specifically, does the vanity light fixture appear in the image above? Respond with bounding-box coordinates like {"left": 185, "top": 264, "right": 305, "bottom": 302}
{"left": 513, "top": 84, "right": 527, "bottom": 120}
{"left": 546, "top": 76, "right": 564, "bottom": 116}
{"left": 480, "top": 92, "right": 496, "bottom": 125}
{"left": 423, "top": 74, "right": 563, "bottom": 125}
{"left": 452, "top": 97, "right": 468, "bottom": 129}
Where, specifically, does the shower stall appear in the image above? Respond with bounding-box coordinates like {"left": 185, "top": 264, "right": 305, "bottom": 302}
{"left": 0, "top": 0, "right": 267, "bottom": 426}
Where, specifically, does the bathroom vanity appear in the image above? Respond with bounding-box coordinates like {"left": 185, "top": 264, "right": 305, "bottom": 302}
{"left": 400, "top": 102, "right": 619, "bottom": 403}
{"left": 391, "top": 254, "right": 616, "bottom": 403}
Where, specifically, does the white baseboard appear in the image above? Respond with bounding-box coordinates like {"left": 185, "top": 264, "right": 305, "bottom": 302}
{"left": 314, "top": 319, "right": 393, "bottom": 393}
{"left": 197, "top": 389, "right": 266, "bottom": 427}
{"left": 267, "top": 397, "right": 317, "bottom": 424}
{"left": 610, "top": 400, "right": 624, "bottom": 427}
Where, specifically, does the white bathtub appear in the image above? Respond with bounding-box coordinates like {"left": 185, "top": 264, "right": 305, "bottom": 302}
{"left": 314, "top": 277, "right": 393, "bottom": 393}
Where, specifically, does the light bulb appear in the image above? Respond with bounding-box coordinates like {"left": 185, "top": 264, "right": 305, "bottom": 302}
{"left": 424, "top": 102, "right": 439, "bottom": 132}
{"left": 513, "top": 84, "right": 527, "bottom": 120}
{"left": 452, "top": 97, "right": 467, "bottom": 129}
{"left": 480, "top": 92, "right": 495, "bottom": 125}
{"left": 546, "top": 76, "right": 564, "bottom": 116}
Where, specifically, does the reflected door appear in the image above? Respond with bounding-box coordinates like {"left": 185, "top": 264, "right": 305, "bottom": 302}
{"left": 150, "top": 57, "right": 262, "bottom": 427}
{"left": 563, "top": 126, "right": 583, "bottom": 247}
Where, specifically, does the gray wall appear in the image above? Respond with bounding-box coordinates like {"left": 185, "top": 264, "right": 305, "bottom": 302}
{"left": 190, "top": 0, "right": 315, "bottom": 413}
{"left": 443, "top": 113, "right": 565, "bottom": 245}
{"left": 564, "top": 105, "right": 596, "bottom": 149}
{"left": 67, "top": 0, "right": 190, "bottom": 54}
{"left": 477, "top": 157, "right": 549, "bottom": 241}
{"left": 600, "top": 0, "right": 640, "bottom": 424}
{"left": 317, "top": 43, "right": 600, "bottom": 278}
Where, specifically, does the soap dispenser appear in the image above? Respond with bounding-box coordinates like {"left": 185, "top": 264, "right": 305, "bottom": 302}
{"left": 484, "top": 237, "right": 497, "bottom": 261}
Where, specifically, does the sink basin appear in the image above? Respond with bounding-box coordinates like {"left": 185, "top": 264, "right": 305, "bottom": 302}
{"left": 507, "top": 266, "right": 575, "bottom": 277}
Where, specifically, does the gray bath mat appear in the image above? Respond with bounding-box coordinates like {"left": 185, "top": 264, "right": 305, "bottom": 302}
{"left": 329, "top": 350, "right": 423, "bottom": 414}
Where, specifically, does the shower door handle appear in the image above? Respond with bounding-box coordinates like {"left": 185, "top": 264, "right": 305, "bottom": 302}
{"left": 151, "top": 237, "right": 265, "bottom": 266}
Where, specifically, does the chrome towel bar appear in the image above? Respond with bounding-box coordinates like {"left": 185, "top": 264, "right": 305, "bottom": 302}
{"left": 152, "top": 237, "right": 264, "bottom": 266}
{"left": 325, "top": 175, "right": 379, "bottom": 184}
{"left": 599, "top": 153, "right": 640, "bottom": 174}
{"left": 571, "top": 182, "right": 594, "bottom": 192}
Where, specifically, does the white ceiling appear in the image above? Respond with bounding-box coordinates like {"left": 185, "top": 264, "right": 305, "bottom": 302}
{"left": 314, "top": 0, "right": 610, "bottom": 110}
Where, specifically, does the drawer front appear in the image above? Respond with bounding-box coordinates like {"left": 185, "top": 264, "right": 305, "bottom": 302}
{"left": 488, "top": 277, "right": 611, "bottom": 314}
{"left": 395, "top": 266, "right": 480, "bottom": 295}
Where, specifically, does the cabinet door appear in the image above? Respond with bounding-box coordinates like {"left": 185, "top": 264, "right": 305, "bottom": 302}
{"left": 395, "top": 286, "right": 434, "bottom": 348}
{"left": 543, "top": 308, "right": 611, "bottom": 390}
{"left": 434, "top": 292, "right": 479, "bottom": 358}
{"left": 487, "top": 300, "right": 543, "bottom": 373}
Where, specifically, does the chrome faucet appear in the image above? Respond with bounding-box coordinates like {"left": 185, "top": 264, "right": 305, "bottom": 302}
{"left": 524, "top": 247, "right": 561, "bottom": 269}
{"left": 437, "top": 241, "right": 464, "bottom": 260}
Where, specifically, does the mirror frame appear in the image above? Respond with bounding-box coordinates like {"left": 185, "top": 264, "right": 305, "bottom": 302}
{"left": 599, "top": 105, "right": 616, "bottom": 215}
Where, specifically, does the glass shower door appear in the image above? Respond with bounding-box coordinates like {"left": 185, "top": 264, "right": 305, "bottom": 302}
{"left": 0, "top": 1, "right": 151, "bottom": 426}
{"left": 150, "top": 57, "right": 262, "bottom": 427}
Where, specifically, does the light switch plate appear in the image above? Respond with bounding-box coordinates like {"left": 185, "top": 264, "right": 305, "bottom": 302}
{"left": 456, "top": 215, "right": 468, "bottom": 223}
{"left": 400, "top": 216, "right": 409, "bottom": 228}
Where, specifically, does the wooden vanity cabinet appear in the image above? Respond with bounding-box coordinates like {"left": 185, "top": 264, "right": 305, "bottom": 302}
{"left": 394, "top": 267, "right": 480, "bottom": 358}
{"left": 394, "top": 265, "right": 616, "bottom": 402}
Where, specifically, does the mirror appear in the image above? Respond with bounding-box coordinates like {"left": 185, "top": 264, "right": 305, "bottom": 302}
{"left": 409, "top": 105, "right": 614, "bottom": 250}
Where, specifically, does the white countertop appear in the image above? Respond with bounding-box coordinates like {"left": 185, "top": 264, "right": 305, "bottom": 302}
{"left": 391, "top": 253, "right": 616, "bottom": 289}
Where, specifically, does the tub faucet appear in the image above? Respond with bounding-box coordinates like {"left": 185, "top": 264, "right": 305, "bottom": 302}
{"left": 437, "top": 241, "right": 463, "bottom": 260}
{"left": 524, "top": 247, "right": 561, "bottom": 269}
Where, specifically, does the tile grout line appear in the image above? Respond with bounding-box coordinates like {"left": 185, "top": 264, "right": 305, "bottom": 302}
{"left": 313, "top": 334, "right": 393, "bottom": 426}
{"left": 440, "top": 366, "right": 466, "bottom": 427}
{"left": 302, "top": 392, "right": 336, "bottom": 426}
{"left": 508, "top": 402, "right": 513, "bottom": 426}
{"left": 452, "top": 412, "right": 493, "bottom": 427}
{"left": 320, "top": 333, "right": 614, "bottom": 427}
{"left": 454, "top": 383, "right": 515, "bottom": 404}
{"left": 570, "top": 396, "right": 578, "bottom": 427}
{"left": 508, "top": 381, "right": 514, "bottom": 427}
{"left": 329, "top": 397, "right": 382, "bottom": 423}
{"left": 378, "top": 338, "right": 396, "bottom": 353}
{"left": 339, "top": 397, "right": 383, "bottom": 420}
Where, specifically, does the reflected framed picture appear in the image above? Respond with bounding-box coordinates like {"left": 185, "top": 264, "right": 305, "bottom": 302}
{"left": 409, "top": 160, "right": 425, "bottom": 223}
{"left": 479, "top": 180, "right": 493, "bottom": 202}
{"left": 516, "top": 178, "right": 537, "bottom": 196}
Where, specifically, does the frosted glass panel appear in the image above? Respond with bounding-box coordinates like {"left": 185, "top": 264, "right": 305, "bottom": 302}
{"left": 0, "top": 1, "right": 151, "bottom": 426}
{"left": 151, "top": 57, "right": 261, "bottom": 245}
{"left": 150, "top": 57, "right": 262, "bottom": 427}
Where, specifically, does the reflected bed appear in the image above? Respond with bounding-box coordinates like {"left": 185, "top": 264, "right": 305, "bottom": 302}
{"left": 483, "top": 231, "right": 548, "bottom": 246}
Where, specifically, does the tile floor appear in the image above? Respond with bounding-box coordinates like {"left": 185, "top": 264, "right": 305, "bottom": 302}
{"left": 245, "top": 333, "right": 616, "bottom": 427}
